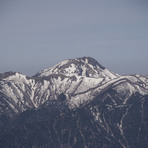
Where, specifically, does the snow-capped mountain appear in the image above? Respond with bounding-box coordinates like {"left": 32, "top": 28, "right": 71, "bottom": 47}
{"left": 0, "top": 57, "right": 148, "bottom": 148}
{"left": 34, "top": 57, "right": 118, "bottom": 78}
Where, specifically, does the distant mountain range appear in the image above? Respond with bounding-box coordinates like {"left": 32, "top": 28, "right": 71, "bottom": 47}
{"left": 0, "top": 57, "right": 148, "bottom": 148}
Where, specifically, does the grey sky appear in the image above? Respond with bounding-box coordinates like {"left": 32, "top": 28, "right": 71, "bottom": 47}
{"left": 0, "top": 0, "right": 148, "bottom": 76}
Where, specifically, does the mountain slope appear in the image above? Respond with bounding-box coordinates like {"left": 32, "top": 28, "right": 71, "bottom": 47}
{"left": 1, "top": 87, "right": 148, "bottom": 148}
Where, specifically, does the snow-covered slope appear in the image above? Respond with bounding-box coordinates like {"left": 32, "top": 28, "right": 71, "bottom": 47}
{"left": 0, "top": 72, "right": 36, "bottom": 117}
{"left": 0, "top": 57, "right": 148, "bottom": 117}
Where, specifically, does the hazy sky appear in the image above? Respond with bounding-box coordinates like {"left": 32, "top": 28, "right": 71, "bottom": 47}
{"left": 0, "top": 0, "right": 148, "bottom": 76}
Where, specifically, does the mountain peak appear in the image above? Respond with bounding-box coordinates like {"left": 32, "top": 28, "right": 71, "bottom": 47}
{"left": 76, "top": 56, "right": 105, "bottom": 69}
{"left": 34, "top": 57, "right": 117, "bottom": 79}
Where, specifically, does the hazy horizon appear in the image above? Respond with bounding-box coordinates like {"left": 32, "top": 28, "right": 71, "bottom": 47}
{"left": 0, "top": 0, "right": 148, "bottom": 76}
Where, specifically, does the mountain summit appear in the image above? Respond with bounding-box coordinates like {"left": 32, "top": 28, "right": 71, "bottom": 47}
{"left": 0, "top": 57, "right": 148, "bottom": 148}
{"left": 34, "top": 57, "right": 117, "bottom": 79}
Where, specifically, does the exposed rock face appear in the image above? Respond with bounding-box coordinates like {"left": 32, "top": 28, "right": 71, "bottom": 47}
{"left": 0, "top": 57, "right": 148, "bottom": 148}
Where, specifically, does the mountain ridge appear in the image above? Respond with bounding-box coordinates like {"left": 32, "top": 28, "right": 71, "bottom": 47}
{"left": 0, "top": 57, "right": 148, "bottom": 113}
